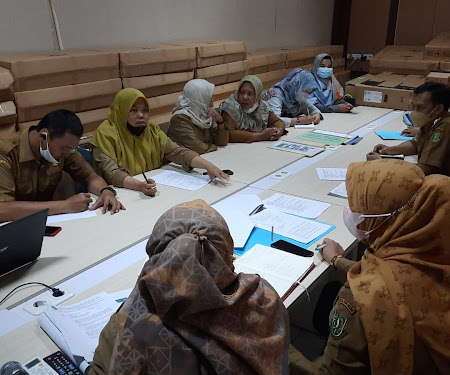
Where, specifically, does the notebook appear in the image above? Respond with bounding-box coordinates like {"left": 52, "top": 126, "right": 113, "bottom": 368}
{"left": 233, "top": 244, "right": 315, "bottom": 300}
{"left": 0, "top": 209, "right": 48, "bottom": 277}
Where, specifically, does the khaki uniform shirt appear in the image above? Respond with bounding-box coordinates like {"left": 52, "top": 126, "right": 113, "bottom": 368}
{"left": 0, "top": 130, "right": 93, "bottom": 202}
{"left": 167, "top": 114, "right": 229, "bottom": 154}
{"left": 222, "top": 110, "right": 285, "bottom": 143}
{"left": 289, "top": 258, "right": 440, "bottom": 375}
{"left": 91, "top": 137, "right": 198, "bottom": 187}
{"left": 410, "top": 116, "right": 450, "bottom": 176}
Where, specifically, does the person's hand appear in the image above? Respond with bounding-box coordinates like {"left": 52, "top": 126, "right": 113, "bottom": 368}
{"left": 401, "top": 127, "right": 419, "bottom": 137}
{"left": 205, "top": 164, "right": 230, "bottom": 182}
{"left": 91, "top": 190, "right": 126, "bottom": 215}
{"left": 260, "top": 128, "right": 274, "bottom": 140}
{"left": 318, "top": 238, "right": 344, "bottom": 265}
{"left": 372, "top": 143, "right": 394, "bottom": 154}
{"left": 346, "top": 103, "right": 353, "bottom": 111}
{"left": 311, "top": 113, "right": 321, "bottom": 124}
{"left": 63, "top": 193, "right": 93, "bottom": 213}
{"left": 270, "top": 128, "right": 283, "bottom": 141}
{"left": 297, "top": 116, "right": 314, "bottom": 125}
{"left": 339, "top": 104, "right": 352, "bottom": 113}
{"left": 205, "top": 108, "right": 223, "bottom": 123}
{"left": 140, "top": 179, "right": 157, "bottom": 196}
{"left": 366, "top": 152, "right": 382, "bottom": 161}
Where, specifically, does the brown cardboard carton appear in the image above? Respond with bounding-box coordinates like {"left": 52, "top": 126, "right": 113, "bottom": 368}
{"left": 345, "top": 72, "right": 425, "bottom": 110}
{"left": 285, "top": 46, "right": 319, "bottom": 69}
{"left": 15, "top": 79, "right": 122, "bottom": 123}
{"left": 147, "top": 92, "right": 181, "bottom": 117}
{"left": 0, "top": 101, "right": 16, "bottom": 126}
{"left": 123, "top": 71, "right": 194, "bottom": 97}
{"left": 440, "top": 61, "right": 450, "bottom": 72}
{"left": 425, "top": 72, "right": 450, "bottom": 85}
{"left": 0, "top": 67, "right": 14, "bottom": 102}
{"left": 104, "top": 44, "right": 196, "bottom": 77}
{"left": 247, "top": 49, "right": 287, "bottom": 74}
{"left": 195, "top": 60, "right": 248, "bottom": 86}
{"left": 149, "top": 113, "right": 172, "bottom": 134}
{"left": 334, "top": 70, "right": 351, "bottom": 86}
{"left": 0, "top": 50, "right": 120, "bottom": 92}
{"left": 424, "top": 32, "right": 450, "bottom": 61}
{"left": 169, "top": 40, "right": 247, "bottom": 67}
{"left": 0, "top": 123, "right": 15, "bottom": 138}
{"left": 256, "top": 69, "right": 290, "bottom": 89}
{"left": 213, "top": 81, "right": 240, "bottom": 102}
{"left": 317, "top": 45, "right": 344, "bottom": 57}
{"left": 370, "top": 46, "right": 439, "bottom": 75}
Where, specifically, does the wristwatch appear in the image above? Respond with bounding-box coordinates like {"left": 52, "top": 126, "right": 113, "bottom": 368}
{"left": 100, "top": 186, "right": 117, "bottom": 196}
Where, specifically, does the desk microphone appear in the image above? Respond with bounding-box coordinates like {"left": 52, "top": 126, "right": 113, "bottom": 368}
{"left": 0, "top": 362, "right": 28, "bottom": 375}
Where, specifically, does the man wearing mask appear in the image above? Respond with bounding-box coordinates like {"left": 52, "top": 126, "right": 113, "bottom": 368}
{"left": 366, "top": 82, "right": 450, "bottom": 176}
{"left": 0, "top": 109, "right": 125, "bottom": 222}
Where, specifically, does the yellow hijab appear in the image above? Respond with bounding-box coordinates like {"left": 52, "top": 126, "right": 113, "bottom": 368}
{"left": 90, "top": 88, "right": 167, "bottom": 175}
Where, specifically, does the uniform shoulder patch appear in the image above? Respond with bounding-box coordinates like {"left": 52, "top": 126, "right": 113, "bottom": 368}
{"left": 338, "top": 297, "right": 356, "bottom": 315}
{"left": 431, "top": 131, "right": 441, "bottom": 143}
{"left": 331, "top": 310, "right": 348, "bottom": 338}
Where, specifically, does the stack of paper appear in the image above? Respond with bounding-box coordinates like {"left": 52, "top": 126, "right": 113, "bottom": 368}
{"left": 152, "top": 170, "right": 211, "bottom": 191}
{"left": 262, "top": 193, "right": 330, "bottom": 219}
{"left": 328, "top": 182, "right": 348, "bottom": 199}
{"left": 316, "top": 168, "right": 347, "bottom": 181}
{"left": 296, "top": 129, "right": 353, "bottom": 146}
{"left": 374, "top": 130, "right": 413, "bottom": 141}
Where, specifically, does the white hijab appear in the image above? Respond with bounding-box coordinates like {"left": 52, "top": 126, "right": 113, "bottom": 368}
{"left": 172, "top": 79, "right": 215, "bottom": 129}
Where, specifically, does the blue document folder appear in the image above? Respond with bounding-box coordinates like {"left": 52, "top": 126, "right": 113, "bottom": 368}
{"left": 374, "top": 130, "right": 413, "bottom": 141}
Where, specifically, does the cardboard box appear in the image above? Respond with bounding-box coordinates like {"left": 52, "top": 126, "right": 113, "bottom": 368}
{"left": 147, "top": 91, "right": 181, "bottom": 117}
{"left": 213, "top": 81, "right": 240, "bottom": 102}
{"left": 247, "top": 49, "right": 287, "bottom": 74}
{"left": 425, "top": 72, "right": 450, "bottom": 85}
{"left": 440, "top": 61, "right": 450, "bottom": 72}
{"left": 195, "top": 60, "right": 248, "bottom": 86}
{"left": 345, "top": 72, "right": 425, "bottom": 110}
{"left": 169, "top": 40, "right": 247, "bottom": 68}
{"left": 285, "top": 46, "right": 319, "bottom": 69}
{"left": 0, "top": 101, "right": 16, "bottom": 126}
{"left": 123, "top": 71, "right": 194, "bottom": 98}
{"left": 105, "top": 44, "right": 196, "bottom": 77}
{"left": 0, "top": 67, "right": 14, "bottom": 102}
{"left": 0, "top": 123, "right": 15, "bottom": 138}
{"left": 0, "top": 50, "right": 120, "bottom": 92}
{"left": 335, "top": 70, "right": 351, "bottom": 87}
{"left": 370, "top": 46, "right": 439, "bottom": 75}
{"left": 424, "top": 31, "right": 450, "bottom": 61}
{"left": 15, "top": 79, "right": 122, "bottom": 123}
{"left": 149, "top": 113, "right": 172, "bottom": 134}
{"left": 256, "top": 69, "right": 290, "bottom": 89}
{"left": 317, "top": 45, "right": 344, "bottom": 58}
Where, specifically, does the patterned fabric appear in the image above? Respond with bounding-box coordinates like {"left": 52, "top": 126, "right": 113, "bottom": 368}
{"left": 346, "top": 159, "right": 450, "bottom": 375}
{"left": 310, "top": 54, "right": 344, "bottom": 107}
{"left": 220, "top": 75, "right": 270, "bottom": 133}
{"left": 107, "top": 200, "right": 289, "bottom": 375}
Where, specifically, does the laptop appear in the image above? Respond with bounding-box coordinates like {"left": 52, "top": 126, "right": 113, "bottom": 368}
{"left": 0, "top": 209, "right": 48, "bottom": 277}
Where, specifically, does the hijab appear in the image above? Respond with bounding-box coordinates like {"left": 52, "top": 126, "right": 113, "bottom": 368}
{"left": 172, "top": 79, "right": 215, "bottom": 129}
{"left": 104, "top": 200, "right": 290, "bottom": 375}
{"left": 220, "top": 75, "right": 270, "bottom": 133}
{"left": 90, "top": 88, "right": 167, "bottom": 176}
{"left": 310, "top": 53, "right": 344, "bottom": 106}
{"left": 346, "top": 160, "right": 450, "bottom": 374}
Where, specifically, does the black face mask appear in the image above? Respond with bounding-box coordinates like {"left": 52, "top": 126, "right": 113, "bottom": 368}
{"left": 127, "top": 122, "right": 146, "bottom": 136}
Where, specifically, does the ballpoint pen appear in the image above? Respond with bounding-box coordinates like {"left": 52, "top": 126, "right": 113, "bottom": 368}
{"left": 315, "top": 244, "right": 326, "bottom": 251}
{"left": 142, "top": 172, "right": 149, "bottom": 183}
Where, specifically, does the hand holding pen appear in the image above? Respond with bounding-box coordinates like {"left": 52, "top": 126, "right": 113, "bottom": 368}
{"left": 141, "top": 172, "right": 157, "bottom": 196}
{"left": 315, "top": 238, "right": 344, "bottom": 265}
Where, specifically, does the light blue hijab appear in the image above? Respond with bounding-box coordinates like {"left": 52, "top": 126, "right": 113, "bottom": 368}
{"left": 271, "top": 69, "right": 318, "bottom": 108}
{"left": 310, "top": 54, "right": 344, "bottom": 106}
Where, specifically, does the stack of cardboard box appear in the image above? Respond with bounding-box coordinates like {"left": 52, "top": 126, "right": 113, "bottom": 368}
{"left": 0, "top": 50, "right": 122, "bottom": 134}
{"left": 423, "top": 32, "right": 450, "bottom": 80}
{"left": 0, "top": 67, "right": 16, "bottom": 137}
{"left": 247, "top": 48, "right": 288, "bottom": 89}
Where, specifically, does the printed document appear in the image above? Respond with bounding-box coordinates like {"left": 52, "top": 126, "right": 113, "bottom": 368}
{"left": 152, "top": 170, "right": 210, "bottom": 191}
{"left": 263, "top": 193, "right": 330, "bottom": 219}
{"left": 316, "top": 168, "right": 347, "bottom": 181}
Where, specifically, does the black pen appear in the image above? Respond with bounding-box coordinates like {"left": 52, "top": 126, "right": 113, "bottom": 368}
{"left": 142, "top": 172, "right": 149, "bottom": 183}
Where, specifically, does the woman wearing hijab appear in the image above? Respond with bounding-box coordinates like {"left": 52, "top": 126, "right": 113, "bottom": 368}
{"left": 290, "top": 159, "right": 450, "bottom": 375}
{"left": 90, "top": 88, "right": 229, "bottom": 196}
{"left": 309, "top": 54, "right": 353, "bottom": 113}
{"left": 264, "top": 68, "right": 321, "bottom": 128}
{"left": 89, "top": 199, "right": 290, "bottom": 375}
{"left": 168, "top": 79, "right": 228, "bottom": 154}
{"left": 220, "top": 75, "right": 285, "bottom": 143}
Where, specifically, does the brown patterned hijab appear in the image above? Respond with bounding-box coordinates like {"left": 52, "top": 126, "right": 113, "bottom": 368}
{"left": 346, "top": 160, "right": 450, "bottom": 374}
{"left": 108, "top": 200, "right": 289, "bottom": 375}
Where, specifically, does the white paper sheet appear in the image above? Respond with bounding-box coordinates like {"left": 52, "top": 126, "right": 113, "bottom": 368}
{"left": 313, "top": 129, "right": 351, "bottom": 138}
{"left": 328, "top": 182, "right": 348, "bottom": 199}
{"left": 263, "top": 193, "right": 330, "bottom": 219}
{"left": 268, "top": 141, "right": 324, "bottom": 157}
{"left": 294, "top": 124, "right": 315, "bottom": 129}
{"left": 316, "top": 168, "right": 347, "bottom": 181}
{"left": 46, "top": 209, "right": 97, "bottom": 225}
{"left": 212, "top": 194, "right": 262, "bottom": 216}
{"left": 152, "top": 170, "right": 211, "bottom": 191}
{"left": 252, "top": 209, "right": 332, "bottom": 244}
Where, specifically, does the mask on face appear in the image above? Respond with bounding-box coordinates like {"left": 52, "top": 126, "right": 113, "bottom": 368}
{"left": 39, "top": 132, "right": 59, "bottom": 164}
{"left": 243, "top": 102, "right": 259, "bottom": 114}
{"left": 403, "top": 111, "right": 413, "bottom": 127}
{"left": 127, "top": 122, "right": 146, "bottom": 136}
{"left": 317, "top": 67, "right": 333, "bottom": 79}
{"left": 296, "top": 91, "right": 309, "bottom": 104}
{"left": 410, "top": 110, "right": 433, "bottom": 128}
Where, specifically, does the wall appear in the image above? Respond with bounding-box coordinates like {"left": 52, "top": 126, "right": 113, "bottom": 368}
{"left": 0, "top": 0, "right": 334, "bottom": 54}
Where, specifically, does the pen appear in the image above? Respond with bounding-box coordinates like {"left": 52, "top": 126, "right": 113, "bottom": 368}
{"left": 249, "top": 204, "right": 264, "bottom": 216}
{"left": 271, "top": 226, "right": 274, "bottom": 241}
{"left": 142, "top": 172, "right": 149, "bottom": 184}
{"left": 315, "top": 244, "right": 326, "bottom": 251}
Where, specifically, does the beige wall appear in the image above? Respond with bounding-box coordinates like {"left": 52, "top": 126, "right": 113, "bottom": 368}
{"left": 0, "top": 0, "right": 334, "bottom": 54}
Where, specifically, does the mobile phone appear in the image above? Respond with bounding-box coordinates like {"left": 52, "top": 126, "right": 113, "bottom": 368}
{"left": 271, "top": 240, "right": 314, "bottom": 257}
{"left": 222, "top": 169, "right": 234, "bottom": 176}
{"left": 45, "top": 225, "right": 62, "bottom": 237}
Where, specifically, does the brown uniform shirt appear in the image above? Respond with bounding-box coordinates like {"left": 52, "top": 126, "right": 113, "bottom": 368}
{"left": 0, "top": 130, "right": 94, "bottom": 202}
{"left": 289, "top": 258, "right": 441, "bottom": 375}
{"left": 167, "top": 114, "right": 229, "bottom": 154}
{"left": 222, "top": 110, "right": 285, "bottom": 143}
{"left": 91, "top": 137, "right": 198, "bottom": 187}
{"left": 410, "top": 116, "right": 450, "bottom": 176}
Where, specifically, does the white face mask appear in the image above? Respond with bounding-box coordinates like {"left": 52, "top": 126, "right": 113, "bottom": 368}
{"left": 39, "top": 132, "right": 59, "bottom": 164}
{"left": 243, "top": 102, "right": 259, "bottom": 114}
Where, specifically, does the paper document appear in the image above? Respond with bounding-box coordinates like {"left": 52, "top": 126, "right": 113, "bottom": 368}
{"left": 233, "top": 244, "right": 314, "bottom": 298}
{"left": 212, "top": 194, "right": 262, "bottom": 216}
{"left": 294, "top": 124, "right": 315, "bottom": 129}
{"left": 328, "top": 182, "right": 348, "bottom": 199}
{"left": 47, "top": 209, "right": 97, "bottom": 225}
{"left": 374, "top": 130, "right": 413, "bottom": 141}
{"left": 263, "top": 193, "right": 330, "bottom": 219}
{"left": 252, "top": 209, "right": 332, "bottom": 244}
{"left": 268, "top": 141, "right": 324, "bottom": 157}
{"left": 152, "top": 170, "right": 210, "bottom": 191}
{"left": 316, "top": 168, "right": 347, "bottom": 181}
{"left": 296, "top": 130, "right": 351, "bottom": 146}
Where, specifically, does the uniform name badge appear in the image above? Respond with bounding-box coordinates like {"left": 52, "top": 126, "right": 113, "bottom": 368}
{"left": 331, "top": 310, "right": 347, "bottom": 338}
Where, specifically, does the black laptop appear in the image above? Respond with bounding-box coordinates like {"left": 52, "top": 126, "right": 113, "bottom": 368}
{"left": 0, "top": 209, "right": 48, "bottom": 277}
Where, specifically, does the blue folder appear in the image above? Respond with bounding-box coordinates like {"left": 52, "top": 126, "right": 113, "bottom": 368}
{"left": 374, "top": 130, "right": 413, "bottom": 141}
